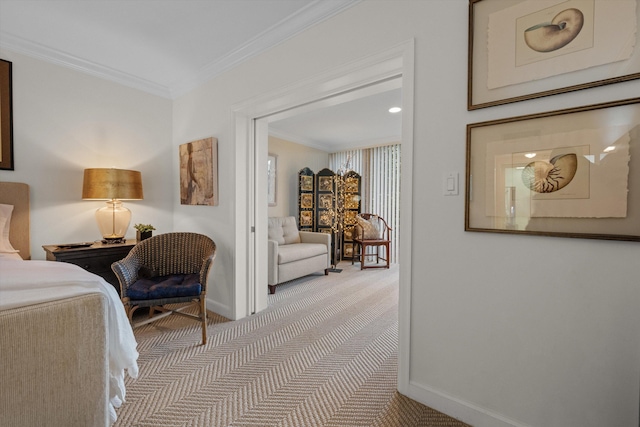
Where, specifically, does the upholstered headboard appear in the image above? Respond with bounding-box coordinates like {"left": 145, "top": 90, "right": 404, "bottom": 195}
{"left": 0, "top": 182, "right": 30, "bottom": 259}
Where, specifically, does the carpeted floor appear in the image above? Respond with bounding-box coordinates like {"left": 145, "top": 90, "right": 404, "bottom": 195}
{"left": 114, "top": 262, "right": 469, "bottom": 427}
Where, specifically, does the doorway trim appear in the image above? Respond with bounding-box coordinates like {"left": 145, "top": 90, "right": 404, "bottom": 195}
{"left": 233, "top": 39, "right": 414, "bottom": 393}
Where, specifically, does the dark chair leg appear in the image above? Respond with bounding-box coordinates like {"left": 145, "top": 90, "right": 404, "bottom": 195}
{"left": 200, "top": 298, "right": 207, "bottom": 345}
{"left": 324, "top": 268, "right": 329, "bottom": 275}
{"left": 268, "top": 284, "right": 276, "bottom": 294}
{"left": 385, "top": 243, "right": 390, "bottom": 268}
{"left": 352, "top": 242, "right": 359, "bottom": 266}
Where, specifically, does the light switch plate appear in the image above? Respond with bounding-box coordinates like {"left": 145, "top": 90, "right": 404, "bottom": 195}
{"left": 443, "top": 172, "right": 459, "bottom": 196}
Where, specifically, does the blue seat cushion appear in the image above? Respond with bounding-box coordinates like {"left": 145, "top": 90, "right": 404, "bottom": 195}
{"left": 128, "top": 273, "right": 201, "bottom": 300}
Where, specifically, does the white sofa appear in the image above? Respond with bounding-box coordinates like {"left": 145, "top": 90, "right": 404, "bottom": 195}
{"left": 268, "top": 216, "right": 331, "bottom": 294}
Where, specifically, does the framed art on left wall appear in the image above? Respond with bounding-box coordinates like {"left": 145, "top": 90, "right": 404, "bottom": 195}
{"left": 0, "top": 59, "right": 14, "bottom": 170}
{"left": 179, "top": 137, "right": 218, "bottom": 206}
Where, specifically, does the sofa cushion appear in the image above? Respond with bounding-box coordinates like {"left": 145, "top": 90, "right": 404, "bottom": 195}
{"left": 268, "top": 216, "right": 301, "bottom": 245}
{"left": 277, "top": 243, "right": 327, "bottom": 264}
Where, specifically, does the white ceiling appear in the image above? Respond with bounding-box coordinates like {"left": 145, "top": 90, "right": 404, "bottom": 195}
{"left": 0, "top": 0, "right": 402, "bottom": 150}
{"left": 269, "top": 86, "right": 403, "bottom": 152}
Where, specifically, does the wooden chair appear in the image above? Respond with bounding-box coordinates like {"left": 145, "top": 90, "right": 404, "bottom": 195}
{"left": 111, "top": 232, "right": 216, "bottom": 345}
{"left": 352, "top": 213, "right": 392, "bottom": 270}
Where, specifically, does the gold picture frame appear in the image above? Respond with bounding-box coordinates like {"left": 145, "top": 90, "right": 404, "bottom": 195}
{"left": 300, "top": 193, "right": 313, "bottom": 209}
{"left": 468, "top": 0, "right": 640, "bottom": 109}
{"left": 319, "top": 194, "right": 333, "bottom": 209}
{"left": 300, "top": 175, "right": 313, "bottom": 192}
{"left": 344, "top": 210, "right": 357, "bottom": 225}
{"left": 466, "top": 97, "right": 640, "bottom": 241}
{"left": 318, "top": 176, "right": 333, "bottom": 192}
{"left": 343, "top": 226, "right": 354, "bottom": 241}
{"left": 300, "top": 210, "right": 313, "bottom": 227}
{"left": 343, "top": 242, "right": 354, "bottom": 258}
{"left": 318, "top": 211, "right": 333, "bottom": 227}
{"left": 344, "top": 176, "right": 359, "bottom": 192}
{"left": 345, "top": 194, "right": 360, "bottom": 209}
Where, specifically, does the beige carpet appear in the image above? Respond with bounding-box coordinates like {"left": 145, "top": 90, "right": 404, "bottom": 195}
{"left": 114, "top": 263, "right": 469, "bottom": 427}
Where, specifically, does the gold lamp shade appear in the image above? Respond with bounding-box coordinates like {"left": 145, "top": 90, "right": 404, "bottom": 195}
{"left": 82, "top": 168, "right": 143, "bottom": 200}
{"left": 82, "top": 168, "right": 143, "bottom": 243}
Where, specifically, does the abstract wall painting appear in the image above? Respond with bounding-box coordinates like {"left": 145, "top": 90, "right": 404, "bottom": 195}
{"left": 179, "top": 137, "right": 218, "bottom": 206}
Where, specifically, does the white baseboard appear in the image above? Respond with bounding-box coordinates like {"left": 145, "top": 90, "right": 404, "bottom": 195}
{"left": 206, "top": 298, "right": 233, "bottom": 320}
{"left": 403, "top": 381, "right": 530, "bottom": 427}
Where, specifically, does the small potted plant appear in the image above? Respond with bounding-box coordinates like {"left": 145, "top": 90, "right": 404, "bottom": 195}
{"left": 134, "top": 223, "right": 155, "bottom": 242}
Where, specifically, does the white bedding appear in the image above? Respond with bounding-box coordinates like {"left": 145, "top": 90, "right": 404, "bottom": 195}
{"left": 0, "top": 258, "right": 139, "bottom": 424}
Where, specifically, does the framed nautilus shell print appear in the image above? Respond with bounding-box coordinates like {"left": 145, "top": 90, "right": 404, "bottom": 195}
{"left": 468, "top": 0, "right": 640, "bottom": 110}
{"left": 465, "top": 97, "right": 640, "bottom": 241}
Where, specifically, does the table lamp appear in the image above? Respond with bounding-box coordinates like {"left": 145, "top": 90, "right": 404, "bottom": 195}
{"left": 82, "top": 168, "right": 143, "bottom": 243}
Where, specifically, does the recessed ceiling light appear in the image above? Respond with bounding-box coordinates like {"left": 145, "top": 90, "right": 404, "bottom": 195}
{"left": 388, "top": 107, "right": 402, "bottom": 113}
{"left": 524, "top": 153, "right": 536, "bottom": 158}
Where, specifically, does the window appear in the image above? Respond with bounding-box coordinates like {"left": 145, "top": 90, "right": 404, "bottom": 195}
{"left": 330, "top": 144, "right": 400, "bottom": 263}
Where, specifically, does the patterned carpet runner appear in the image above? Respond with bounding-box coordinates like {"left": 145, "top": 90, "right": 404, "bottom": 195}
{"left": 114, "top": 263, "right": 469, "bottom": 427}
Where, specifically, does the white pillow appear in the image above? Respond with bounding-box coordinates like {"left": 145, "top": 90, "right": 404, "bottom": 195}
{"left": 357, "top": 215, "right": 383, "bottom": 239}
{"left": 0, "top": 204, "right": 19, "bottom": 253}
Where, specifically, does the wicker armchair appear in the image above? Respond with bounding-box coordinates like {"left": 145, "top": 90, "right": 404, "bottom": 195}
{"left": 111, "top": 232, "right": 216, "bottom": 345}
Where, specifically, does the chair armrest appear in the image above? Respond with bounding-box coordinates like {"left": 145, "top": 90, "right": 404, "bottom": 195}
{"left": 199, "top": 252, "right": 216, "bottom": 292}
{"left": 300, "top": 231, "right": 332, "bottom": 269}
{"left": 299, "top": 231, "right": 331, "bottom": 247}
{"left": 268, "top": 239, "right": 279, "bottom": 285}
{"left": 111, "top": 257, "right": 142, "bottom": 296}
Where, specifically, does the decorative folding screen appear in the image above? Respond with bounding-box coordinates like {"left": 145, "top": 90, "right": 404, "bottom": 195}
{"left": 297, "top": 167, "right": 361, "bottom": 262}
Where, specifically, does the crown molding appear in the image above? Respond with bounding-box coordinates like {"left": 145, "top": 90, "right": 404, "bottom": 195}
{"left": 268, "top": 129, "right": 329, "bottom": 152}
{"left": 0, "top": 0, "right": 360, "bottom": 100}
{"left": 168, "top": 0, "right": 361, "bottom": 98}
{"left": 0, "top": 32, "right": 172, "bottom": 98}
{"left": 268, "top": 128, "right": 400, "bottom": 153}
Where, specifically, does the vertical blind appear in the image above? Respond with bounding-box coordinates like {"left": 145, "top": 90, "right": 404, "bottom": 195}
{"left": 330, "top": 144, "right": 401, "bottom": 263}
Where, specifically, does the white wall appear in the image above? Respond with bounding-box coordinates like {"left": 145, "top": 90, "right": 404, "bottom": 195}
{"left": 2, "top": 1, "right": 638, "bottom": 426}
{"left": 173, "top": 1, "right": 640, "bottom": 427}
{"left": 267, "top": 135, "right": 329, "bottom": 219}
{"left": 0, "top": 50, "right": 173, "bottom": 257}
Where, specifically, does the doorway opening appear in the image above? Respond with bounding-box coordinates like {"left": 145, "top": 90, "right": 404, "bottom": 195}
{"left": 257, "top": 77, "right": 403, "bottom": 310}
{"left": 267, "top": 82, "right": 402, "bottom": 266}
{"left": 233, "top": 39, "right": 414, "bottom": 392}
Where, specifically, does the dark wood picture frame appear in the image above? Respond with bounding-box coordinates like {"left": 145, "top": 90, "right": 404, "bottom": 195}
{"left": 0, "top": 59, "right": 14, "bottom": 170}
{"left": 468, "top": 0, "right": 640, "bottom": 110}
{"left": 466, "top": 97, "right": 640, "bottom": 241}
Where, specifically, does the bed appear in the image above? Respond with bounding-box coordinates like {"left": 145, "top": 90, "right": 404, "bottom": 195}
{"left": 0, "top": 181, "right": 139, "bottom": 427}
